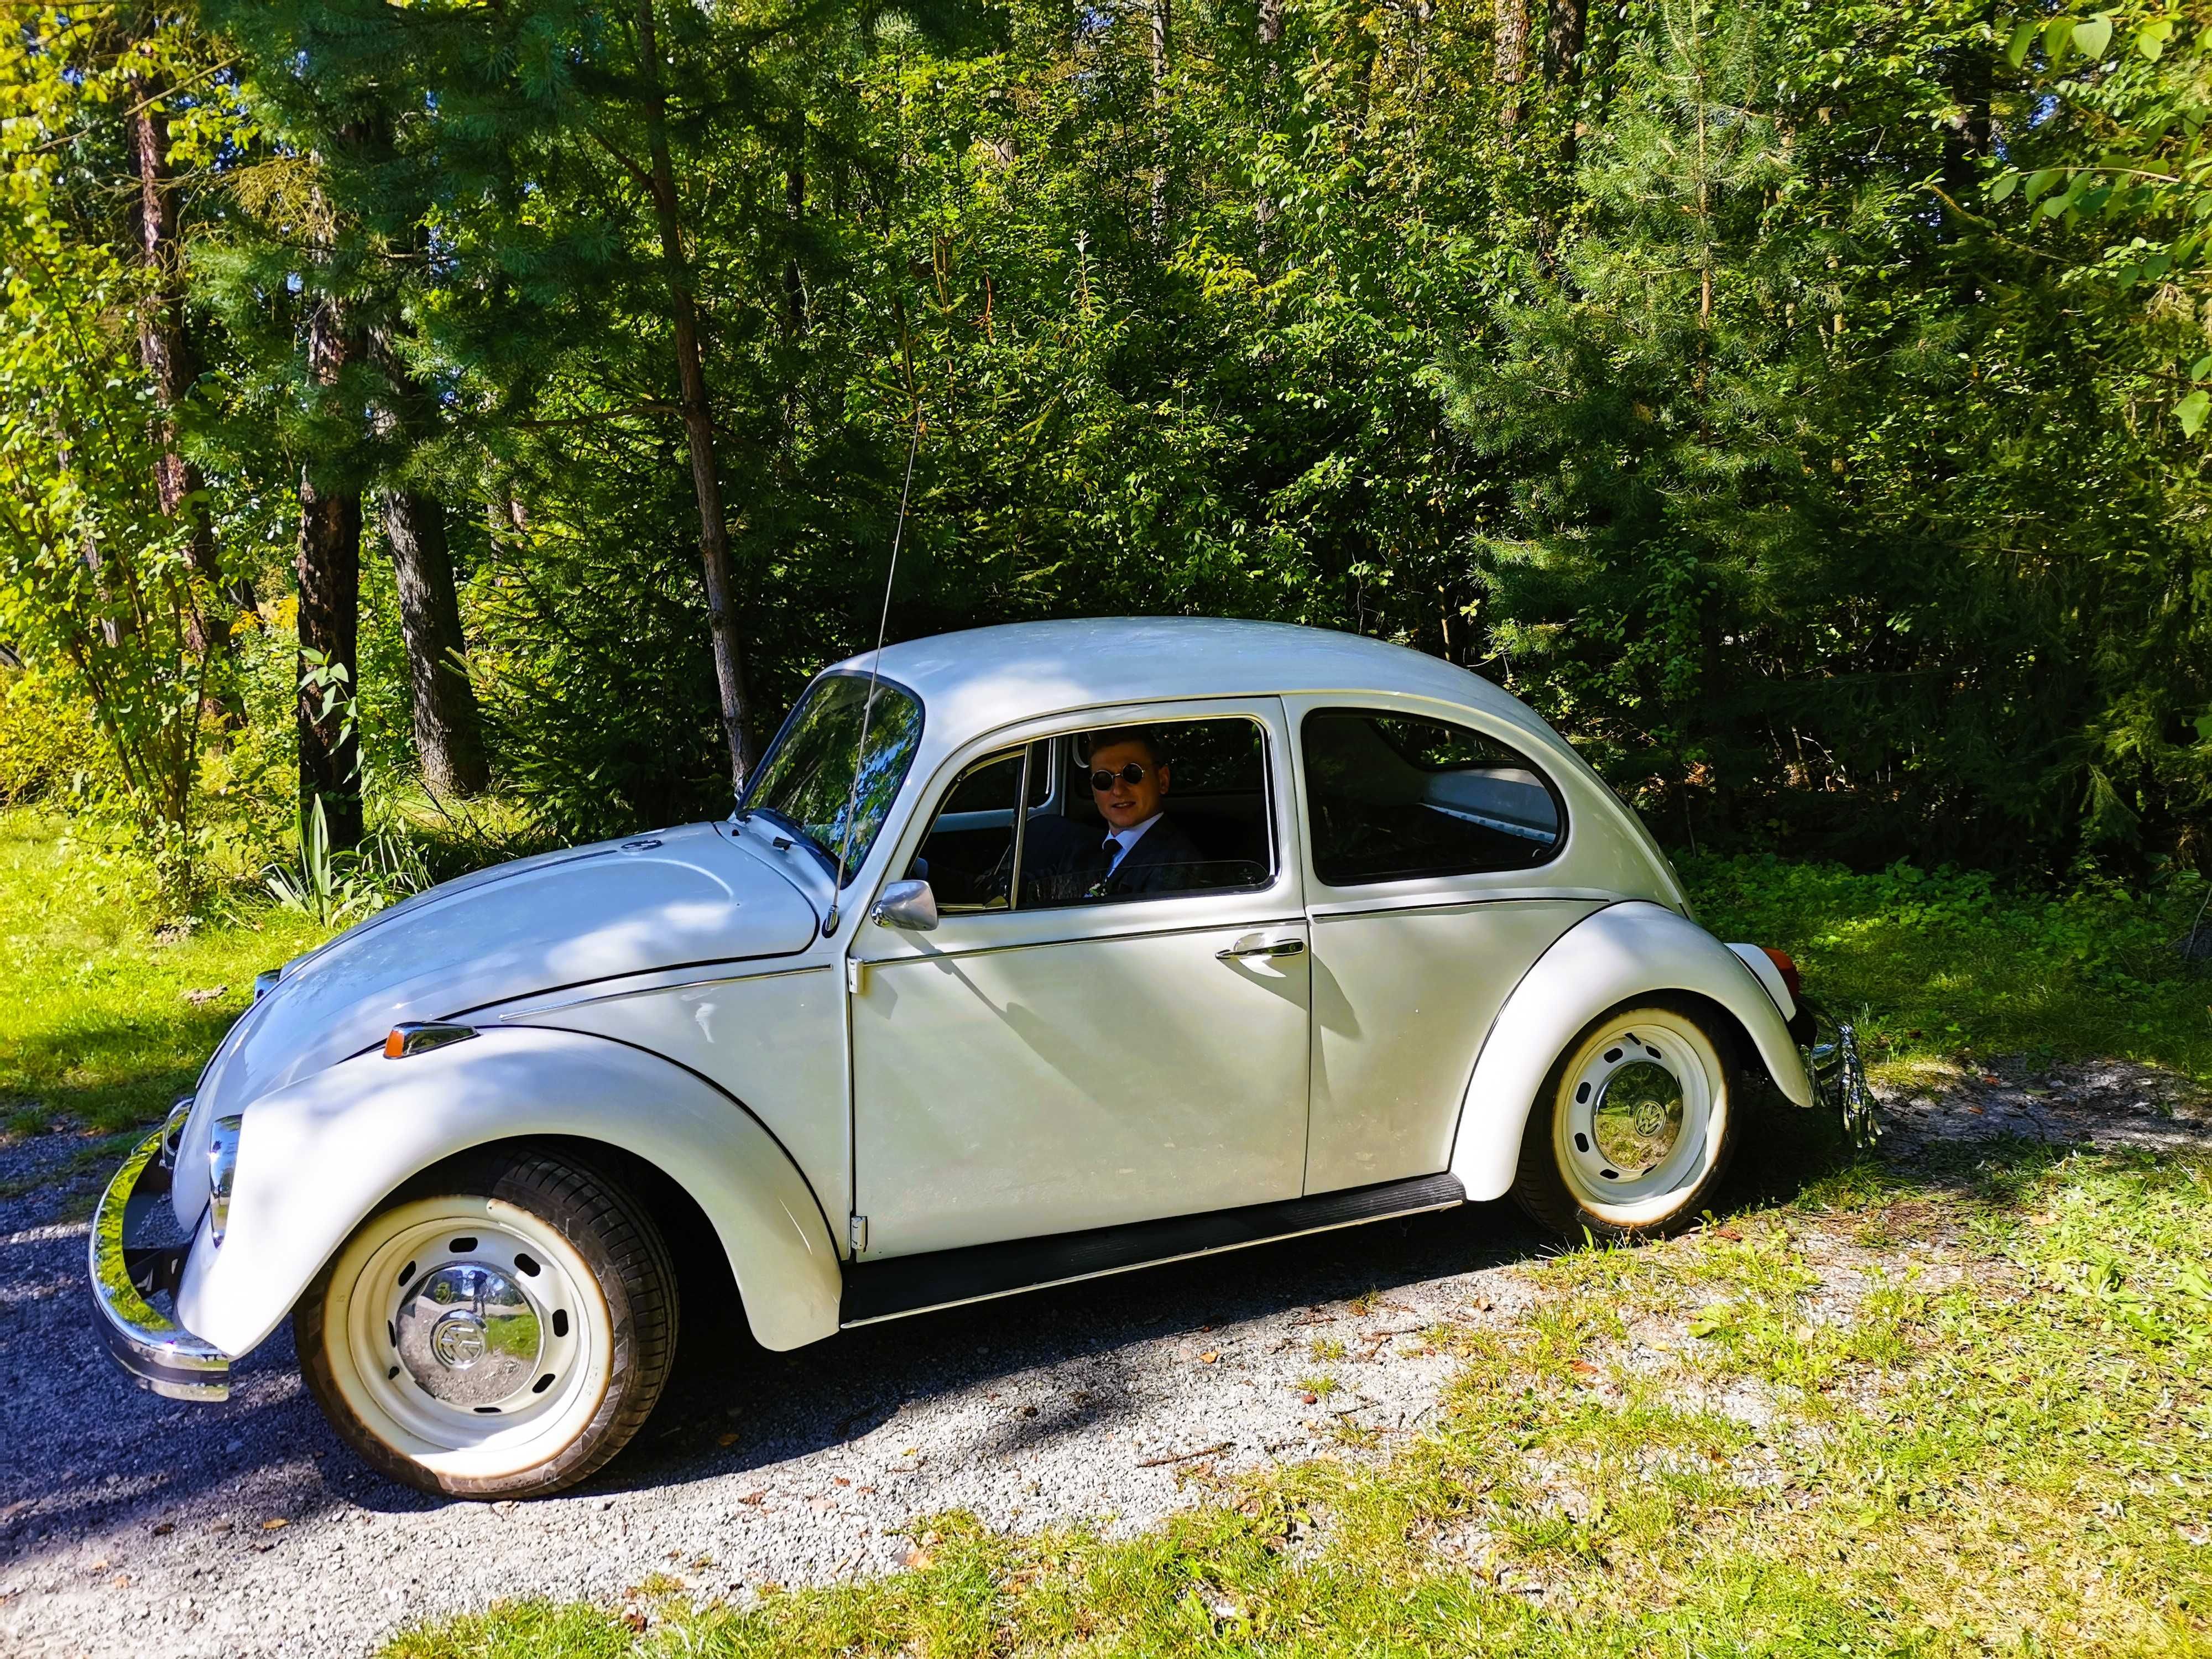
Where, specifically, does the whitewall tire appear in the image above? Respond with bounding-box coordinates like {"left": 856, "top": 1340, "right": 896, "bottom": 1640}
{"left": 297, "top": 1149, "right": 677, "bottom": 1498}
{"left": 1511, "top": 999, "right": 1741, "bottom": 1240}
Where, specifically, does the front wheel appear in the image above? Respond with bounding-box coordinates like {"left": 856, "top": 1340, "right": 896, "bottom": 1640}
{"left": 297, "top": 1149, "right": 677, "bottom": 1498}
{"left": 1511, "top": 999, "right": 1741, "bottom": 1241}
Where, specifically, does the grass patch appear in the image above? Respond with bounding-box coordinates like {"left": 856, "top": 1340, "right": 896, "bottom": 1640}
{"left": 1683, "top": 853, "right": 2212, "bottom": 1085}
{"left": 0, "top": 807, "right": 330, "bottom": 1135}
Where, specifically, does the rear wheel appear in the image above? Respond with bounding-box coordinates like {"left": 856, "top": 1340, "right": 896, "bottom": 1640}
{"left": 297, "top": 1149, "right": 677, "bottom": 1498}
{"left": 1511, "top": 1000, "right": 1740, "bottom": 1241}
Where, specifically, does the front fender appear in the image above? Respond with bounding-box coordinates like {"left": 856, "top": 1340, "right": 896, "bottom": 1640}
{"left": 1447, "top": 901, "right": 1812, "bottom": 1203}
{"left": 175, "top": 1026, "right": 843, "bottom": 1358}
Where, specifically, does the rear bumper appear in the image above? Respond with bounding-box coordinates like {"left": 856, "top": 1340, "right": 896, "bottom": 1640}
{"left": 88, "top": 1126, "right": 231, "bottom": 1402}
{"left": 1799, "top": 998, "right": 1878, "bottom": 1148}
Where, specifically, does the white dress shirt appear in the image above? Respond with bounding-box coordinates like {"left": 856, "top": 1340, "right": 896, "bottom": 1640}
{"left": 1101, "top": 812, "right": 1162, "bottom": 875}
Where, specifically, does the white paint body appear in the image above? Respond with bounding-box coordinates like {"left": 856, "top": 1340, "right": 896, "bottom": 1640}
{"left": 169, "top": 618, "right": 1814, "bottom": 1359}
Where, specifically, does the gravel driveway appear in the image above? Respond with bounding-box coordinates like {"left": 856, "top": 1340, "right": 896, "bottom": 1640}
{"left": 4, "top": 1060, "right": 2204, "bottom": 1658}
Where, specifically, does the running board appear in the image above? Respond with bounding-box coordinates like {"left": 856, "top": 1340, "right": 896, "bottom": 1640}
{"left": 839, "top": 1171, "right": 1467, "bottom": 1327}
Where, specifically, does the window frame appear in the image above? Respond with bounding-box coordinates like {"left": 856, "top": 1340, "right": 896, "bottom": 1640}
{"left": 1295, "top": 702, "right": 1571, "bottom": 891}
{"left": 889, "top": 702, "right": 1293, "bottom": 922}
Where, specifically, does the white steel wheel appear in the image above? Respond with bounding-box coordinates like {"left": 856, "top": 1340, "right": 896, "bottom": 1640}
{"left": 1512, "top": 1000, "right": 1741, "bottom": 1240}
{"left": 298, "top": 1150, "right": 677, "bottom": 1499}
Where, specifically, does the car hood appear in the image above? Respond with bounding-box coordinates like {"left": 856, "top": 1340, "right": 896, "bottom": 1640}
{"left": 170, "top": 821, "right": 818, "bottom": 1224}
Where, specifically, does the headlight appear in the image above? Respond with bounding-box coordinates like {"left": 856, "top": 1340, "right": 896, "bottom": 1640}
{"left": 207, "top": 1115, "right": 243, "bottom": 1245}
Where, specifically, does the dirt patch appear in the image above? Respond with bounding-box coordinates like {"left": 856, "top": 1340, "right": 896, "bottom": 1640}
{"left": 1873, "top": 1057, "right": 2211, "bottom": 1157}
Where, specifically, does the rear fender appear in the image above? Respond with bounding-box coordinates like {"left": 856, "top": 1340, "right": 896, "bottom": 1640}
{"left": 1447, "top": 901, "right": 1811, "bottom": 1203}
{"left": 176, "top": 1026, "right": 842, "bottom": 1357}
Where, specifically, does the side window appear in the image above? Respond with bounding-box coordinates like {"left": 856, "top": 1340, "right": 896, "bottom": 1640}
{"left": 1020, "top": 717, "right": 1275, "bottom": 910}
{"left": 1301, "top": 708, "right": 1563, "bottom": 886}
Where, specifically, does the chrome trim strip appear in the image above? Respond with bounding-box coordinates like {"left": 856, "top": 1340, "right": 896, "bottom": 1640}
{"left": 88, "top": 1128, "right": 229, "bottom": 1402}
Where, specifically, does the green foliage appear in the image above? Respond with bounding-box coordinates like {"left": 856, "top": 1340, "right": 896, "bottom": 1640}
{"left": 1685, "top": 852, "right": 2212, "bottom": 1081}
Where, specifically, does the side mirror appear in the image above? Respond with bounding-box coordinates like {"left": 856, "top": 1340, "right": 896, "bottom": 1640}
{"left": 869, "top": 878, "right": 939, "bottom": 931}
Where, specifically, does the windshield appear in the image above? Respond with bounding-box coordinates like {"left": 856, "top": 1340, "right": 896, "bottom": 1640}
{"left": 739, "top": 673, "right": 924, "bottom": 885}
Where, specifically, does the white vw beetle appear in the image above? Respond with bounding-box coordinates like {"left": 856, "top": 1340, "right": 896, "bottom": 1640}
{"left": 92, "top": 619, "right": 1866, "bottom": 1496}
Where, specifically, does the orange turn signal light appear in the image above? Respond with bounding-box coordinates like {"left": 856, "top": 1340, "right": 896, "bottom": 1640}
{"left": 383, "top": 1021, "right": 478, "bottom": 1060}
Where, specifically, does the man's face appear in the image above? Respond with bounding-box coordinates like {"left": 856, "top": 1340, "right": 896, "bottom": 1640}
{"left": 1089, "top": 739, "right": 1169, "bottom": 832}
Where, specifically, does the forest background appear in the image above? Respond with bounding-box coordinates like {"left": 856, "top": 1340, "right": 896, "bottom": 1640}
{"left": 3, "top": 0, "right": 2210, "bottom": 919}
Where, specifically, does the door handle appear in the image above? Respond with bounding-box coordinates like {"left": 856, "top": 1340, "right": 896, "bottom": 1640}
{"left": 1217, "top": 932, "right": 1306, "bottom": 961}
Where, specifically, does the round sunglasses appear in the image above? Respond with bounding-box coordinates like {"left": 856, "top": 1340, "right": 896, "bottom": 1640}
{"left": 1088, "top": 761, "right": 1160, "bottom": 792}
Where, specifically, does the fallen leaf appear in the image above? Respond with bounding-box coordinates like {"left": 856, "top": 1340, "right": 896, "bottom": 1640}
{"left": 149, "top": 1522, "right": 173, "bottom": 1537}
{"left": 260, "top": 1518, "right": 288, "bottom": 1531}
{"left": 717, "top": 1432, "right": 738, "bottom": 1446}
{"left": 833, "top": 1475, "right": 851, "bottom": 1486}
{"left": 1569, "top": 1360, "right": 1599, "bottom": 1377}
{"left": 901, "top": 1446, "right": 918, "bottom": 1457}
{"left": 1714, "top": 1225, "right": 1743, "bottom": 1241}
{"left": 738, "top": 1491, "right": 766, "bottom": 1506}
{"left": 110, "top": 1574, "right": 131, "bottom": 1590}
{"left": 904, "top": 1545, "right": 933, "bottom": 1569}
{"left": 182, "top": 986, "right": 228, "bottom": 1006}
{"left": 1019, "top": 1404, "right": 1039, "bottom": 1417}
{"left": 621, "top": 1609, "right": 649, "bottom": 1634}
{"left": 1199, "top": 1350, "right": 1218, "bottom": 1365}
{"left": 856, "top": 1484, "right": 877, "bottom": 1495}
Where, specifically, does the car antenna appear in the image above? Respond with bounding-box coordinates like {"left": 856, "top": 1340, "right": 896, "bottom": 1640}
{"left": 822, "top": 405, "right": 923, "bottom": 937}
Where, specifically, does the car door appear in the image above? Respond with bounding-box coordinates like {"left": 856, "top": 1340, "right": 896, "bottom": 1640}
{"left": 1285, "top": 696, "right": 1609, "bottom": 1194}
{"left": 847, "top": 698, "right": 1311, "bottom": 1259}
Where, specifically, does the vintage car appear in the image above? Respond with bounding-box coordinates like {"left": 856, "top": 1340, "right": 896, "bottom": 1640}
{"left": 91, "top": 618, "right": 1867, "bottom": 1497}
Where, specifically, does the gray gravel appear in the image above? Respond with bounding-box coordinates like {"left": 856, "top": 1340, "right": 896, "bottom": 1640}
{"left": 4, "top": 1059, "right": 2202, "bottom": 1658}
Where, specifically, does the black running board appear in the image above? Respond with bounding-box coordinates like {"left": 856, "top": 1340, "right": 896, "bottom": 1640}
{"left": 839, "top": 1171, "right": 1467, "bottom": 1326}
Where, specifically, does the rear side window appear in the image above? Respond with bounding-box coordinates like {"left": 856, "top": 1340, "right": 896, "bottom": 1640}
{"left": 1300, "top": 708, "right": 1563, "bottom": 886}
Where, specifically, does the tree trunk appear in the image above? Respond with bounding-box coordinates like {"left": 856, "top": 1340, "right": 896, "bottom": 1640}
{"left": 378, "top": 488, "right": 490, "bottom": 798}
{"left": 637, "top": 0, "right": 756, "bottom": 790}
{"left": 1150, "top": 0, "right": 1171, "bottom": 244}
{"left": 1543, "top": 0, "right": 1587, "bottom": 165}
{"left": 1495, "top": 0, "right": 1530, "bottom": 132}
{"left": 129, "top": 88, "right": 254, "bottom": 655}
{"left": 297, "top": 294, "right": 364, "bottom": 850}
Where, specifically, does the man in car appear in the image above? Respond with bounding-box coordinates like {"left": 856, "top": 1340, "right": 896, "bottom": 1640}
{"left": 1016, "top": 727, "right": 1206, "bottom": 902}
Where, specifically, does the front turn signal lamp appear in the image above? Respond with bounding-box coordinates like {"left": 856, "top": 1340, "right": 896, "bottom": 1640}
{"left": 384, "top": 1021, "right": 478, "bottom": 1060}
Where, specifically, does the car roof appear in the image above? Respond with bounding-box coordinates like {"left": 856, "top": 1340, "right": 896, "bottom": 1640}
{"left": 830, "top": 618, "right": 1555, "bottom": 752}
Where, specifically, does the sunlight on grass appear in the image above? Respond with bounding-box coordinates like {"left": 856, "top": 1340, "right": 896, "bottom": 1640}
{"left": 0, "top": 808, "right": 330, "bottom": 1135}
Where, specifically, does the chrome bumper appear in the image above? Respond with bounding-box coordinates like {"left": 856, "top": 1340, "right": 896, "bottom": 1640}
{"left": 1801, "top": 998, "right": 1879, "bottom": 1150}
{"left": 88, "top": 1125, "right": 230, "bottom": 1401}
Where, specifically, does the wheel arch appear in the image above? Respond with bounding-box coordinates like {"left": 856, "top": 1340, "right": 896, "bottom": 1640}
{"left": 1446, "top": 900, "right": 1812, "bottom": 1203}
{"left": 176, "top": 1026, "right": 843, "bottom": 1360}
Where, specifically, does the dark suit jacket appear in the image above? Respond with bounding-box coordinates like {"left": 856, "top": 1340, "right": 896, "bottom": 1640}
{"left": 1000, "top": 812, "right": 1208, "bottom": 905}
{"left": 1097, "top": 815, "right": 1205, "bottom": 895}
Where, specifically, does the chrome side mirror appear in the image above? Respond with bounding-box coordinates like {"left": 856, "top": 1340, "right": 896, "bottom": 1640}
{"left": 869, "top": 878, "right": 938, "bottom": 931}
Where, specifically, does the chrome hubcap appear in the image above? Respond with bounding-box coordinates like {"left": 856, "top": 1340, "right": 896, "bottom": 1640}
{"left": 395, "top": 1262, "right": 542, "bottom": 1408}
{"left": 1591, "top": 1058, "right": 1684, "bottom": 1177}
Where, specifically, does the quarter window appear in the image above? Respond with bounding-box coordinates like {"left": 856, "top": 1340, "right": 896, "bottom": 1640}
{"left": 1300, "top": 708, "right": 1563, "bottom": 886}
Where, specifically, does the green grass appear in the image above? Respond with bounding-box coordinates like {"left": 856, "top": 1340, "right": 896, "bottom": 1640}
{"left": 1683, "top": 853, "right": 2212, "bottom": 1086}
{"left": 0, "top": 807, "right": 330, "bottom": 1136}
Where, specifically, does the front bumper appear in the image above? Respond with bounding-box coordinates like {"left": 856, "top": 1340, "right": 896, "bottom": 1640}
{"left": 88, "top": 1125, "right": 230, "bottom": 1401}
{"left": 1800, "top": 998, "right": 1878, "bottom": 1149}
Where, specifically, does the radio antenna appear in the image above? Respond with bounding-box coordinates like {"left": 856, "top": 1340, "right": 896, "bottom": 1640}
{"left": 823, "top": 405, "right": 923, "bottom": 936}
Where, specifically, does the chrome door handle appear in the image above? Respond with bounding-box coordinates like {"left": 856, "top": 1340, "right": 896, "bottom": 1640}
{"left": 1217, "top": 933, "right": 1306, "bottom": 961}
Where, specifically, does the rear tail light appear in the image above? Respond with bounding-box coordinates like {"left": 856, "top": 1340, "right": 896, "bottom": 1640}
{"left": 1759, "top": 947, "right": 1803, "bottom": 1006}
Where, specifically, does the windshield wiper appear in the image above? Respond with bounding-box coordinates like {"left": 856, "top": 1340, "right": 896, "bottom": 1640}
{"left": 744, "top": 806, "right": 840, "bottom": 877}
